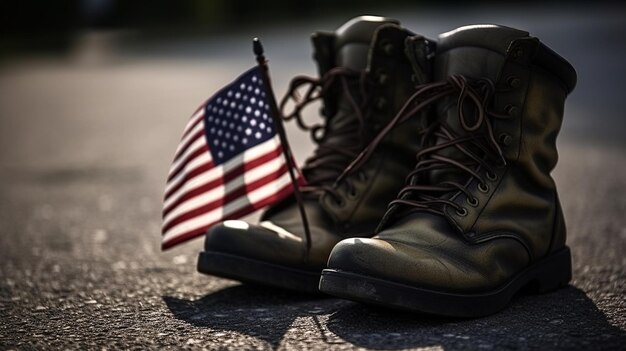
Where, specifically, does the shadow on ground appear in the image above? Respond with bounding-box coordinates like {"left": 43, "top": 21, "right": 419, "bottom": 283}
{"left": 163, "top": 285, "right": 348, "bottom": 349}
{"left": 165, "top": 285, "right": 626, "bottom": 350}
{"left": 327, "top": 286, "right": 626, "bottom": 349}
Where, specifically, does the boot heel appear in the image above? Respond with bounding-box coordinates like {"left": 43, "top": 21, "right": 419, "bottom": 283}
{"left": 527, "top": 247, "right": 572, "bottom": 293}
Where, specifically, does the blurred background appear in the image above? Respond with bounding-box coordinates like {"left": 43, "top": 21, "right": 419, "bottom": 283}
{"left": 1, "top": 1, "right": 625, "bottom": 349}
{"left": 1, "top": 0, "right": 625, "bottom": 176}
{"left": 0, "top": 0, "right": 625, "bottom": 262}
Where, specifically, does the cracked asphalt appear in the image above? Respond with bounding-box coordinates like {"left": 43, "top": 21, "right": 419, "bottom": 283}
{"left": 1, "top": 4, "right": 625, "bottom": 350}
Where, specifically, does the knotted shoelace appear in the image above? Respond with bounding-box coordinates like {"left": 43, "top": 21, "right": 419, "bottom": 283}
{"left": 281, "top": 69, "right": 508, "bottom": 222}
{"left": 337, "top": 74, "right": 509, "bottom": 220}
{"left": 279, "top": 67, "right": 374, "bottom": 202}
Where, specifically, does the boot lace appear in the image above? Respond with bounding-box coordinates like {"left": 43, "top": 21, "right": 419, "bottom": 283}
{"left": 338, "top": 74, "right": 510, "bottom": 222}
{"left": 389, "top": 75, "right": 509, "bottom": 218}
{"left": 279, "top": 67, "right": 374, "bottom": 203}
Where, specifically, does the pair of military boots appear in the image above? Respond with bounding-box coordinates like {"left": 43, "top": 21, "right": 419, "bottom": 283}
{"left": 197, "top": 16, "right": 577, "bottom": 318}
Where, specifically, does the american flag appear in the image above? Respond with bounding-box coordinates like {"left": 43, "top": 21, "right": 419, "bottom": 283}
{"left": 162, "top": 66, "right": 301, "bottom": 250}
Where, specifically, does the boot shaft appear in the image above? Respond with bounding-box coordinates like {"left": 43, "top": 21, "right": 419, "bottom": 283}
{"left": 320, "top": 17, "right": 434, "bottom": 234}
{"left": 432, "top": 25, "right": 577, "bottom": 258}
{"left": 318, "top": 24, "right": 579, "bottom": 315}
{"left": 273, "top": 16, "right": 435, "bottom": 236}
{"left": 311, "top": 17, "right": 434, "bottom": 131}
{"left": 434, "top": 25, "right": 576, "bottom": 164}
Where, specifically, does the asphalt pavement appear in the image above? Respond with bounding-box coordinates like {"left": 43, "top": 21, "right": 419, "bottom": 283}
{"left": 1, "top": 4, "right": 625, "bottom": 350}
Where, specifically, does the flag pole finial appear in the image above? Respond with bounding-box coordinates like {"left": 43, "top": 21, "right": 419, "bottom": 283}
{"left": 253, "top": 37, "right": 265, "bottom": 65}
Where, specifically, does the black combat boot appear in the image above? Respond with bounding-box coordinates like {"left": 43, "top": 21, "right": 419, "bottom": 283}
{"left": 197, "top": 16, "right": 435, "bottom": 293}
{"left": 320, "top": 24, "right": 577, "bottom": 316}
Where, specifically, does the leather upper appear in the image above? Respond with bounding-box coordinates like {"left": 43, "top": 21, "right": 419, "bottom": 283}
{"left": 328, "top": 24, "right": 577, "bottom": 292}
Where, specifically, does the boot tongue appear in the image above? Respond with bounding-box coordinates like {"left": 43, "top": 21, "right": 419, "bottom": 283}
{"left": 334, "top": 15, "right": 400, "bottom": 71}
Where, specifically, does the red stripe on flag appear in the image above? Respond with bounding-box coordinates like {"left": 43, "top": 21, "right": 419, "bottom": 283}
{"left": 161, "top": 180, "right": 295, "bottom": 250}
{"left": 161, "top": 226, "right": 207, "bottom": 250}
{"left": 163, "top": 156, "right": 289, "bottom": 217}
{"left": 164, "top": 160, "right": 214, "bottom": 200}
{"left": 219, "top": 144, "right": 284, "bottom": 184}
{"left": 167, "top": 144, "right": 209, "bottom": 182}
{"left": 173, "top": 129, "right": 205, "bottom": 162}
{"left": 163, "top": 169, "right": 223, "bottom": 219}
{"left": 182, "top": 107, "right": 205, "bottom": 137}
{"left": 164, "top": 142, "right": 284, "bottom": 204}
{"left": 162, "top": 162, "right": 289, "bottom": 233}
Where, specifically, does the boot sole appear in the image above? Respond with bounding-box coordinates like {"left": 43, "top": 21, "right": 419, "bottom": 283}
{"left": 319, "top": 247, "right": 571, "bottom": 318}
{"left": 197, "top": 251, "right": 322, "bottom": 295}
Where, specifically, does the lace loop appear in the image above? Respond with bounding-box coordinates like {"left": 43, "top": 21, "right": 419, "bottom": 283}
{"left": 279, "top": 67, "right": 373, "bottom": 199}
{"left": 370, "top": 75, "right": 510, "bottom": 222}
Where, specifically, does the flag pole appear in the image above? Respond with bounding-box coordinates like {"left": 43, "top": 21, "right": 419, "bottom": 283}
{"left": 252, "top": 38, "right": 312, "bottom": 254}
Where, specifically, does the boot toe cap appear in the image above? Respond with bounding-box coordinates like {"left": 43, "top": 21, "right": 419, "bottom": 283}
{"left": 205, "top": 220, "right": 304, "bottom": 264}
{"left": 327, "top": 236, "right": 507, "bottom": 293}
{"left": 205, "top": 219, "right": 342, "bottom": 270}
{"left": 327, "top": 237, "right": 450, "bottom": 286}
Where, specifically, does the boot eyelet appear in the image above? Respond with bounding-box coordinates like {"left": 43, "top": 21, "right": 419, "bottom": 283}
{"left": 507, "top": 76, "right": 521, "bottom": 88}
{"left": 486, "top": 171, "right": 498, "bottom": 181}
{"left": 311, "top": 125, "right": 326, "bottom": 142}
{"left": 466, "top": 197, "right": 479, "bottom": 207}
{"left": 478, "top": 183, "right": 489, "bottom": 193}
{"left": 456, "top": 207, "right": 468, "bottom": 216}
{"left": 504, "top": 104, "right": 518, "bottom": 117}
{"left": 499, "top": 133, "right": 512, "bottom": 146}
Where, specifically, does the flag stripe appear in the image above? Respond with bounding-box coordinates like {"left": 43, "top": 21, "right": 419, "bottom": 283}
{"left": 163, "top": 147, "right": 285, "bottom": 216}
{"left": 169, "top": 134, "right": 208, "bottom": 176}
{"left": 161, "top": 227, "right": 206, "bottom": 250}
{"left": 164, "top": 136, "right": 282, "bottom": 203}
{"left": 162, "top": 170, "right": 294, "bottom": 245}
{"left": 161, "top": 181, "right": 294, "bottom": 249}
{"left": 181, "top": 108, "right": 205, "bottom": 138}
{"left": 168, "top": 142, "right": 209, "bottom": 181}
{"left": 162, "top": 162, "right": 289, "bottom": 233}
{"left": 162, "top": 144, "right": 285, "bottom": 227}
{"left": 174, "top": 125, "right": 205, "bottom": 161}
{"left": 164, "top": 157, "right": 214, "bottom": 199}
